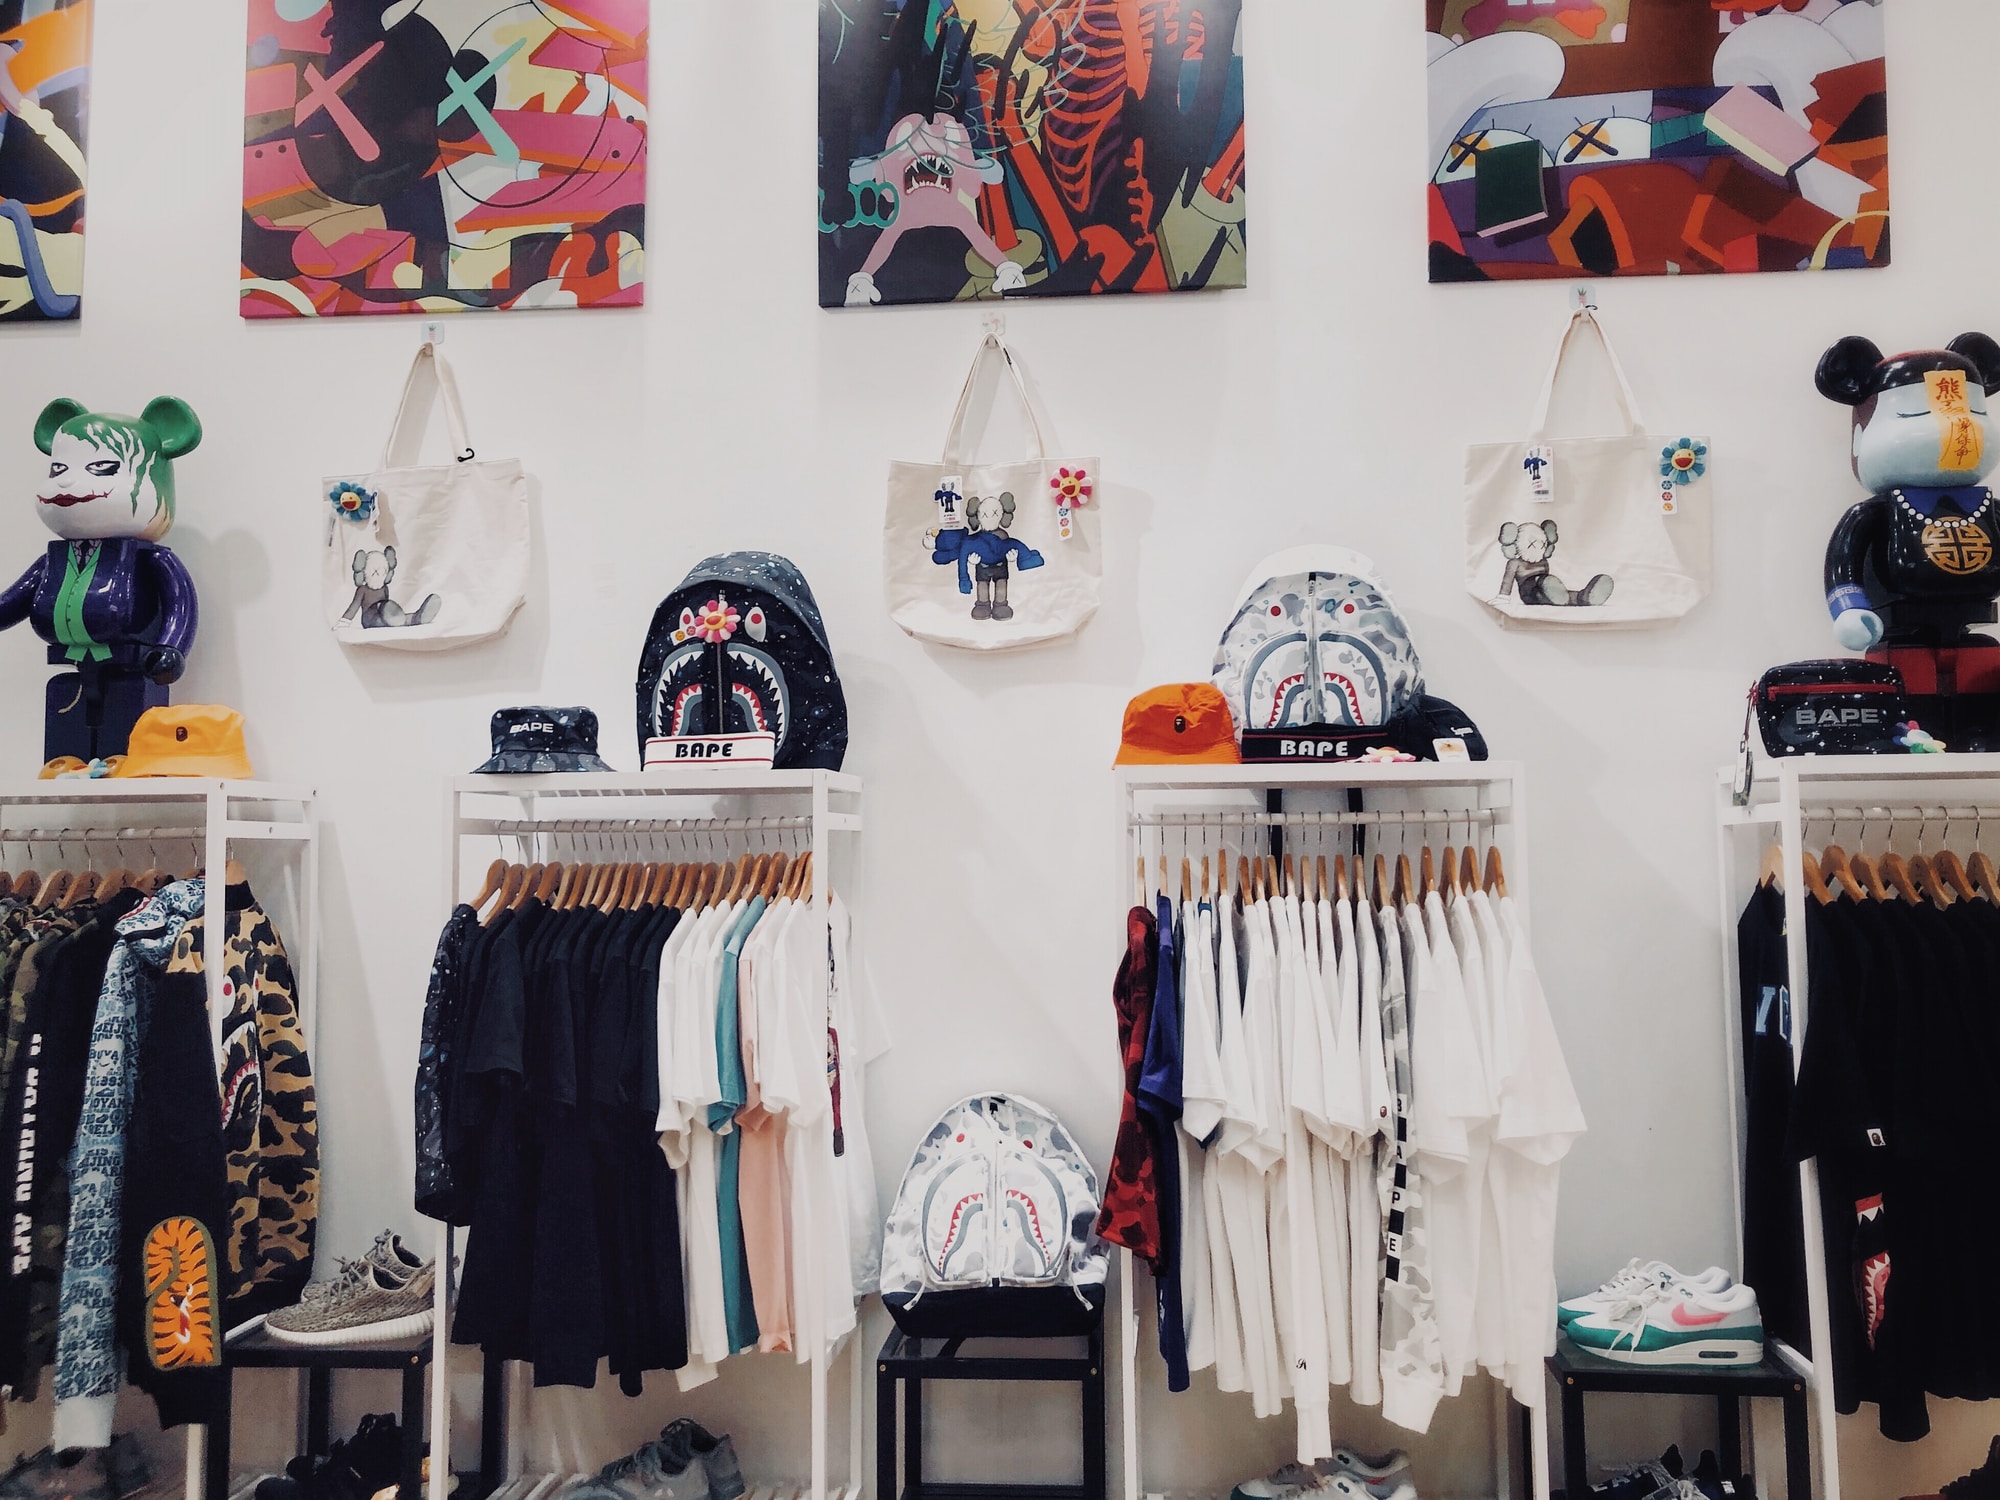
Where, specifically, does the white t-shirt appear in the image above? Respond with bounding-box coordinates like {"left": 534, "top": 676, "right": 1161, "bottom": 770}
{"left": 1346, "top": 899, "right": 1384, "bottom": 1410}
{"left": 1215, "top": 899, "right": 1284, "bottom": 1417}
{"left": 1274, "top": 894, "right": 1332, "bottom": 1460}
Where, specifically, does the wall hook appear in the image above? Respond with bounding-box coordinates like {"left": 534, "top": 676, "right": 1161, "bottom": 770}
{"left": 422, "top": 319, "right": 445, "bottom": 347}
{"left": 981, "top": 309, "right": 1006, "bottom": 341}
{"left": 1572, "top": 284, "right": 1599, "bottom": 313}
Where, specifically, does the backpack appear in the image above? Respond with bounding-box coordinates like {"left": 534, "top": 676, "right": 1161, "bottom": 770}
{"left": 634, "top": 552, "right": 848, "bottom": 770}
{"left": 879, "top": 1094, "right": 1108, "bottom": 1337}
{"left": 1212, "top": 545, "right": 1488, "bottom": 762}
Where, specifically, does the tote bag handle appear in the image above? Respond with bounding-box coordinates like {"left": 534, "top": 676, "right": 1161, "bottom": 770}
{"left": 941, "top": 332, "right": 1049, "bottom": 466}
{"left": 381, "top": 343, "right": 476, "bottom": 469}
{"left": 1529, "top": 307, "right": 1645, "bottom": 440}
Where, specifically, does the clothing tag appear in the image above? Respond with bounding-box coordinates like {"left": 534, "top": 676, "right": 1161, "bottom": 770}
{"left": 1866, "top": 1127, "right": 1886, "bottom": 1149}
{"left": 1928, "top": 369, "right": 1984, "bottom": 472}
{"left": 1660, "top": 480, "right": 1679, "bottom": 515}
{"left": 1432, "top": 737, "right": 1470, "bottom": 761}
{"left": 936, "top": 476, "right": 967, "bottom": 533}
{"left": 1056, "top": 501, "right": 1073, "bottom": 541}
{"left": 1524, "top": 445, "right": 1554, "bottom": 503}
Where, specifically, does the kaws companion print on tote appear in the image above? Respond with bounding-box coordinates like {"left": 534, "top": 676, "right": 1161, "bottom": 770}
{"left": 884, "top": 333, "right": 1102, "bottom": 651}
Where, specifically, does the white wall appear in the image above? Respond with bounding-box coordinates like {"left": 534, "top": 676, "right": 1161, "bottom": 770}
{"left": 0, "top": 2, "right": 1994, "bottom": 1495}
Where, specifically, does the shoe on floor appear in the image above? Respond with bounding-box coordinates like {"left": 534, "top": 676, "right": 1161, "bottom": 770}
{"left": 0, "top": 1442, "right": 135, "bottom": 1500}
{"left": 1559, "top": 1261, "right": 1732, "bottom": 1329}
{"left": 255, "top": 1414, "right": 405, "bottom": 1500}
{"left": 1316, "top": 1446, "right": 1412, "bottom": 1500}
{"left": 1569, "top": 1282, "right": 1764, "bottom": 1367}
{"left": 1231, "top": 1466, "right": 1371, "bottom": 1500}
{"left": 656, "top": 1421, "right": 744, "bottom": 1500}
{"left": 267, "top": 1260, "right": 435, "bottom": 1346}
{"left": 568, "top": 1428, "right": 716, "bottom": 1500}
{"left": 1904, "top": 1433, "right": 2000, "bottom": 1500}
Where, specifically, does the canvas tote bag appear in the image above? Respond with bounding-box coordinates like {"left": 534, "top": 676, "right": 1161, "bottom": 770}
{"left": 321, "top": 343, "right": 528, "bottom": 651}
{"left": 884, "top": 333, "right": 1102, "bottom": 650}
{"left": 1464, "top": 307, "right": 1711, "bottom": 629}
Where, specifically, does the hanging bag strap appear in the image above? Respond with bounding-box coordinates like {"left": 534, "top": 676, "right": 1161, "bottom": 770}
{"left": 1528, "top": 307, "right": 1645, "bottom": 440}
{"left": 381, "top": 343, "right": 476, "bottom": 469}
{"left": 941, "top": 332, "right": 1049, "bottom": 466}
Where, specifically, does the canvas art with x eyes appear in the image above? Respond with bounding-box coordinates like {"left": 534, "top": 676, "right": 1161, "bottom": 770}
{"left": 241, "top": 0, "right": 646, "bottom": 318}
{"left": 1427, "top": 0, "right": 1888, "bottom": 282}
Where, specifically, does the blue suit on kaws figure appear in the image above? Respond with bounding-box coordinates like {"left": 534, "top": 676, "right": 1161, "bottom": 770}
{"left": 0, "top": 399, "right": 201, "bottom": 763}
{"left": 1816, "top": 333, "right": 2000, "bottom": 749}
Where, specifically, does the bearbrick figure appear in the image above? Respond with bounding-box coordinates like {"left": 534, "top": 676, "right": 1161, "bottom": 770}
{"left": 0, "top": 398, "right": 202, "bottom": 762}
{"left": 342, "top": 547, "right": 440, "bottom": 629}
{"left": 1818, "top": 333, "right": 2000, "bottom": 652}
{"left": 1496, "top": 519, "right": 1614, "bottom": 607}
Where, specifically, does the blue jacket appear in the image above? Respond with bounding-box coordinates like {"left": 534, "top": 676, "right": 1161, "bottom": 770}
{"left": 932, "top": 528, "right": 1045, "bottom": 595}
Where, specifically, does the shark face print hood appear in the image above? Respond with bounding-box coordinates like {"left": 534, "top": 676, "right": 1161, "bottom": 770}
{"left": 636, "top": 552, "right": 849, "bottom": 771}
{"left": 1213, "top": 547, "right": 1426, "bottom": 732}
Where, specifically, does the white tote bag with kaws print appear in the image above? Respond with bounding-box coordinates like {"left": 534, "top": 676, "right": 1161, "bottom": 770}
{"left": 1463, "top": 307, "right": 1711, "bottom": 629}
{"left": 884, "top": 333, "right": 1102, "bottom": 651}
{"left": 320, "top": 344, "right": 529, "bottom": 651}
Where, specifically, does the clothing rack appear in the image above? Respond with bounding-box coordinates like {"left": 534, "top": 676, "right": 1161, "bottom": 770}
{"left": 1715, "top": 754, "right": 2000, "bottom": 1500}
{"left": 1112, "top": 761, "right": 1544, "bottom": 1500}
{"left": 0, "top": 782, "right": 319, "bottom": 1500}
{"left": 442, "top": 771, "right": 865, "bottom": 1500}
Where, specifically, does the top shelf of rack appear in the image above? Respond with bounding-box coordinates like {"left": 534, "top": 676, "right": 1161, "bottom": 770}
{"left": 0, "top": 779, "right": 315, "bottom": 806}
{"left": 1115, "top": 760, "right": 1523, "bottom": 793}
{"left": 1733, "top": 755, "right": 2000, "bottom": 788}
{"left": 451, "top": 769, "right": 861, "bottom": 797}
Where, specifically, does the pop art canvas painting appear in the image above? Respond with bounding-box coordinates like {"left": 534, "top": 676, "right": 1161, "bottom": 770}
{"left": 819, "top": 1, "right": 1247, "bottom": 309}
{"left": 1427, "top": 0, "right": 1888, "bottom": 282}
{"left": 0, "top": 0, "right": 90, "bottom": 322}
{"left": 242, "top": 0, "right": 646, "bottom": 318}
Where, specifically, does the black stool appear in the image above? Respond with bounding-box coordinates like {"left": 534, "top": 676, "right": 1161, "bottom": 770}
{"left": 1547, "top": 1334, "right": 1812, "bottom": 1500}
{"left": 877, "top": 1323, "right": 1107, "bottom": 1500}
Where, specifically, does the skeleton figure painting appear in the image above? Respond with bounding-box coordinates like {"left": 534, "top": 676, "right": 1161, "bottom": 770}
{"left": 1427, "top": 0, "right": 1888, "bottom": 282}
{"left": 241, "top": 0, "right": 647, "bottom": 317}
{"left": 819, "top": 0, "right": 1247, "bottom": 308}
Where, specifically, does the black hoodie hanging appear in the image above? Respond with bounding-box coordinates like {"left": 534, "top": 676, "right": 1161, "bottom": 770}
{"left": 635, "top": 552, "right": 849, "bottom": 771}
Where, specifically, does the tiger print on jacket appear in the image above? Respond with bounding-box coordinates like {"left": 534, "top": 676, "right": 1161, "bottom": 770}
{"left": 170, "top": 888, "right": 318, "bottom": 1321}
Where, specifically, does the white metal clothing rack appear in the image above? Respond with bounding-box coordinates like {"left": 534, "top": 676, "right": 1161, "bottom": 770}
{"left": 1716, "top": 753, "right": 2000, "bottom": 1500}
{"left": 1113, "top": 762, "right": 1547, "bottom": 1500}
{"left": 440, "top": 771, "right": 865, "bottom": 1500}
{"left": 0, "top": 781, "right": 320, "bottom": 1500}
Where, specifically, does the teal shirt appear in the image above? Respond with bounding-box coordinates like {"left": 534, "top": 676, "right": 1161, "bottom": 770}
{"left": 712, "top": 896, "right": 765, "bottom": 1354}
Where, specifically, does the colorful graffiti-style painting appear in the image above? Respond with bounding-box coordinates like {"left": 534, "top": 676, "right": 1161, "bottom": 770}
{"left": 1427, "top": 0, "right": 1888, "bottom": 282}
{"left": 241, "top": 0, "right": 645, "bottom": 318}
{"left": 0, "top": 0, "right": 90, "bottom": 322}
{"left": 818, "top": 2, "right": 1247, "bottom": 309}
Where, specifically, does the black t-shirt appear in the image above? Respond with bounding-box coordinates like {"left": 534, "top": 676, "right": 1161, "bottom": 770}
{"left": 1737, "top": 883, "right": 1807, "bottom": 1351}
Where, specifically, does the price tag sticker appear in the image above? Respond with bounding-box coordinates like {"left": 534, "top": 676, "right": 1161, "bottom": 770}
{"left": 1524, "top": 446, "right": 1555, "bottom": 503}
{"left": 936, "top": 476, "right": 967, "bottom": 533}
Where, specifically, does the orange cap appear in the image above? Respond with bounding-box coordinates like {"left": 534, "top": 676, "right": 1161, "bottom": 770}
{"left": 1114, "top": 684, "right": 1241, "bottom": 765}
{"left": 111, "top": 705, "right": 254, "bottom": 780}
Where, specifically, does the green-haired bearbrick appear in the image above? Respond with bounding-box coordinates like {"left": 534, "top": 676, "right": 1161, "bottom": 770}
{"left": 0, "top": 398, "right": 202, "bottom": 763}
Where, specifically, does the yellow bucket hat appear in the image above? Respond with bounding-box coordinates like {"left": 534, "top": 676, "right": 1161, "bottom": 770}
{"left": 111, "top": 705, "right": 254, "bottom": 780}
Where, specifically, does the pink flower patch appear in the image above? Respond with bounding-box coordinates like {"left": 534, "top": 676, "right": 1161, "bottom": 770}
{"left": 1050, "top": 467, "right": 1092, "bottom": 506}
{"left": 695, "top": 600, "right": 739, "bottom": 644}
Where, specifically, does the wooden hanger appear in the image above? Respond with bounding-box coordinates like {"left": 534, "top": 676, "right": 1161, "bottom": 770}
{"left": 1180, "top": 857, "right": 1192, "bottom": 904}
{"left": 1265, "top": 856, "right": 1281, "bottom": 900}
{"left": 1282, "top": 854, "right": 1295, "bottom": 898}
{"left": 1848, "top": 851, "right": 1888, "bottom": 901}
{"left": 10, "top": 870, "right": 39, "bottom": 904}
{"left": 1237, "top": 855, "right": 1253, "bottom": 905}
{"left": 59, "top": 870, "right": 97, "bottom": 909}
{"left": 1334, "top": 854, "right": 1349, "bottom": 903}
{"left": 534, "top": 863, "right": 562, "bottom": 903}
{"left": 1316, "top": 855, "right": 1329, "bottom": 904}
{"left": 470, "top": 859, "right": 507, "bottom": 914}
{"left": 1441, "top": 845, "right": 1458, "bottom": 899}
{"left": 1757, "top": 841, "right": 1786, "bottom": 890}
{"left": 1484, "top": 844, "right": 1507, "bottom": 899}
{"left": 1372, "top": 853, "right": 1389, "bottom": 912}
{"left": 1821, "top": 847, "right": 1866, "bottom": 902}
{"left": 1934, "top": 847, "right": 1977, "bottom": 904}
{"left": 1201, "top": 855, "right": 1212, "bottom": 900}
{"left": 96, "top": 866, "right": 132, "bottom": 900}
{"left": 1135, "top": 856, "right": 1147, "bottom": 906}
{"left": 1801, "top": 849, "right": 1835, "bottom": 905}
{"left": 1970, "top": 849, "right": 2000, "bottom": 904}
{"left": 1878, "top": 850, "right": 1921, "bottom": 905}
{"left": 1461, "top": 845, "right": 1478, "bottom": 895}
{"left": 1394, "top": 852, "right": 1414, "bottom": 906}
{"left": 1911, "top": 853, "right": 1954, "bottom": 909}
{"left": 131, "top": 868, "right": 164, "bottom": 897}
{"left": 35, "top": 869, "right": 70, "bottom": 910}
{"left": 793, "top": 850, "right": 815, "bottom": 901}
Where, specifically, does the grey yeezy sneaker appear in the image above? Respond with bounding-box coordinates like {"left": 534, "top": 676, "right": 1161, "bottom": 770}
{"left": 265, "top": 1261, "right": 435, "bottom": 1346}
{"left": 656, "top": 1422, "right": 743, "bottom": 1500}
{"left": 566, "top": 1440, "right": 703, "bottom": 1500}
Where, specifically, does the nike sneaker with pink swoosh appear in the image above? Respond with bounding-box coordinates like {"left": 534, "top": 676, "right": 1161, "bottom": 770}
{"left": 1568, "top": 1282, "right": 1764, "bottom": 1366}
{"left": 1557, "top": 1259, "right": 1733, "bottom": 1329}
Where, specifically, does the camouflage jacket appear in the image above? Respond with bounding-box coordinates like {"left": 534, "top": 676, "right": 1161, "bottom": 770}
{"left": 174, "top": 886, "right": 319, "bottom": 1322}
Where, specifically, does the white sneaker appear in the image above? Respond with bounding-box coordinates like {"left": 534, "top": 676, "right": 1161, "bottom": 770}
{"left": 1316, "top": 1447, "right": 1414, "bottom": 1500}
{"left": 1557, "top": 1260, "right": 1731, "bottom": 1329}
{"left": 1568, "top": 1281, "right": 1764, "bottom": 1367}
